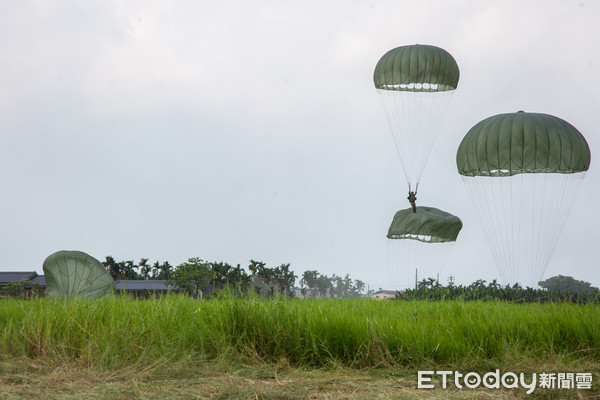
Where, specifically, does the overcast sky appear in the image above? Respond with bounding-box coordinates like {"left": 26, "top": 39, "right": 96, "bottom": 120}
{"left": 0, "top": 0, "right": 598, "bottom": 290}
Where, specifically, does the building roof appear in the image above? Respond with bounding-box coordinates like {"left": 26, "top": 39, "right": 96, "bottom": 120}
{"left": 0, "top": 272, "right": 38, "bottom": 284}
{"left": 114, "top": 280, "right": 177, "bottom": 291}
{"left": 373, "top": 290, "right": 397, "bottom": 295}
{"left": 0, "top": 273, "right": 178, "bottom": 292}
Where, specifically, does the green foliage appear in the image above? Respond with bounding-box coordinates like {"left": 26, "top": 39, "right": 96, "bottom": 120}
{"left": 1, "top": 279, "right": 44, "bottom": 298}
{"left": 300, "top": 270, "right": 319, "bottom": 290}
{"left": 167, "top": 259, "right": 255, "bottom": 298}
{"left": 538, "top": 275, "right": 599, "bottom": 293}
{"left": 315, "top": 274, "right": 332, "bottom": 297}
{"left": 102, "top": 256, "right": 173, "bottom": 280}
{"left": 4, "top": 281, "right": 24, "bottom": 297}
{"left": 97, "top": 255, "right": 367, "bottom": 299}
{"left": 300, "top": 271, "right": 364, "bottom": 298}
{"left": 273, "top": 263, "right": 296, "bottom": 296}
{"left": 400, "top": 278, "right": 600, "bottom": 303}
{"left": 167, "top": 258, "right": 212, "bottom": 298}
{"left": 246, "top": 260, "right": 297, "bottom": 297}
{"left": 151, "top": 261, "right": 173, "bottom": 280}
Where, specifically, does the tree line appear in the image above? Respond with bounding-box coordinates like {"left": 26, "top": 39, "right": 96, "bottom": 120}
{"left": 0, "top": 257, "right": 367, "bottom": 299}
{"left": 102, "top": 256, "right": 366, "bottom": 299}
{"left": 102, "top": 256, "right": 174, "bottom": 280}
{"left": 167, "top": 258, "right": 296, "bottom": 298}
{"left": 397, "top": 275, "right": 600, "bottom": 303}
{"left": 299, "top": 270, "right": 365, "bottom": 298}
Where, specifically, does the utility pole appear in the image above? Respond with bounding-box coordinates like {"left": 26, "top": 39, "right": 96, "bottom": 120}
{"left": 415, "top": 268, "right": 418, "bottom": 290}
{"left": 448, "top": 275, "right": 455, "bottom": 286}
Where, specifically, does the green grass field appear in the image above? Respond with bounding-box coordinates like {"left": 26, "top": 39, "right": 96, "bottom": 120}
{"left": 0, "top": 295, "right": 598, "bottom": 399}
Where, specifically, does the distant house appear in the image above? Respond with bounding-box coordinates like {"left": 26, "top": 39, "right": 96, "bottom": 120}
{"left": 0, "top": 271, "right": 43, "bottom": 285}
{"left": 114, "top": 280, "right": 179, "bottom": 298}
{"left": 31, "top": 274, "right": 46, "bottom": 286}
{"left": 0, "top": 271, "right": 177, "bottom": 297}
{"left": 370, "top": 290, "right": 397, "bottom": 300}
{"left": 0, "top": 272, "right": 46, "bottom": 297}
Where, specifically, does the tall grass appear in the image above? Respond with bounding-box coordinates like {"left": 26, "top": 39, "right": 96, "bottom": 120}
{"left": 0, "top": 295, "right": 598, "bottom": 369}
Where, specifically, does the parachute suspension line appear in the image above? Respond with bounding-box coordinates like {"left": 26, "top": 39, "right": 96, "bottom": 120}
{"left": 378, "top": 90, "right": 408, "bottom": 184}
{"left": 530, "top": 174, "right": 548, "bottom": 285}
{"left": 498, "top": 173, "right": 514, "bottom": 284}
{"left": 526, "top": 174, "right": 554, "bottom": 285}
{"left": 529, "top": 174, "right": 538, "bottom": 286}
{"left": 512, "top": 175, "right": 522, "bottom": 285}
{"left": 529, "top": 174, "right": 547, "bottom": 284}
{"left": 413, "top": 90, "right": 454, "bottom": 189}
{"left": 465, "top": 176, "right": 516, "bottom": 285}
{"left": 457, "top": 112, "right": 590, "bottom": 287}
{"left": 377, "top": 90, "right": 455, "bottom": 189}
{"left": 501, "top": 177, "right": 515, "bottom": 284}
{"left": 387, "top": 239, "right": 454, "bottom": 290}
{"left": 465, "top": 176, "right": 507, "bottom": 285}
{"left": 463, "top": 178, "right": 503, "bottom": 281}
{"left": 532, "top": 173, "right": 547, "bottom": 285}
{"left": 462, "top": 173, "right": 585, "bottom": 287}
{"left": 529, "top": 172, "right": 578, "bottom": 286}
{"left": 547, "top": 173, "right": 577, "bottom": 263}
{"left": 407, "top": 182, "right": 419, "bottom": 196}
{"left": 521, "top": 174, "right": 532, "bottom": 286}
{"left": 534, "top": 173, "right": 584, "bottom": 283}
{"left": 491, "top": 179, "right": 510, "bottom": 283}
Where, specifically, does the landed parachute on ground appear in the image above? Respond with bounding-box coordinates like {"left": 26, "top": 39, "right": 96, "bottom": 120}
{"left": 457, "top": 111, "right": 591, "bottom": 287}
{"left": 374, "top": 44, "right": 459, "bottom": 193}
{"left": 387, "top": 207, "right": 462, "bottom": 289}
{"left": 43, "top": 250, "right": 114, "bottom": 299}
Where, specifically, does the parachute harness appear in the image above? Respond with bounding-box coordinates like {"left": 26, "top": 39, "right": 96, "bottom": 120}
{"left": 407, "top": 190, "right": 417, "bottom": 213}
{"left": 407, "top": 183, "right": 418, "bottom": 213}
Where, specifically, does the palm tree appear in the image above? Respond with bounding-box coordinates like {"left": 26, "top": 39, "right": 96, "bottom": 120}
{"left": 103, "top": 256, "right": 121, "bottom": 280}
{"left": 227, "top": 264, "right": 251, "bottom": 294}
{"left": 121, "top": 260, "right": 139, "bottom": 280}
{"left": 210, "top": 262, "right": 232, "bottom": 291}
{"left": 353, "top": 279, "right": 365, "bottom": 296}
{"left": 139, "top": 258, "right": 151, "bottom": 280}
{"left": 275, "top": 263, "right": 296, "bottom": 296}
{"left": 300, "top": 270, "right": 319, "bottom": 291}
{"left": 315, "top": 275, "right": 332, "bottom": 298}
{"left": 300, "top": 270, "right": 319, "bottom": 297}
{"left": 248, "top": 260, "right": 266, "bottom": 278}
{"left": 232, "top": 265, "right": 252, "bottom": 294}
{"left": 471, "top": 279, "right": 487, "bottom": 289}
{"left": 417, "top": 277, "right": 438, "bottom": 289}
{"left": 152, "top": 261, "right": 172, "bottom": 280}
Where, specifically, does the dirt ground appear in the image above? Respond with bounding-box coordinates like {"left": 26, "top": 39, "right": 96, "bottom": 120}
{"left": 0, "top": 359, "right": 596, "bottom": 400}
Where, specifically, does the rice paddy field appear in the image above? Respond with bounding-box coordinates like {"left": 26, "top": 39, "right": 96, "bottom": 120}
{"left": 0, "top": 295, "right": 598, "bottom": 399}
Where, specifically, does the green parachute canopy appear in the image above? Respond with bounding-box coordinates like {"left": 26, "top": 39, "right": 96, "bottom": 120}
{"left": 387, "top": 207, "right": 463, "bottom": 243}
{"left": 373, "top": 44, "right": 459, "bottom": 92}
{"left": 43, "top": 250, "right": 114, "bottom": 299}
{"left": 457, "top": 112, "right": 591, "bottom": 177}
